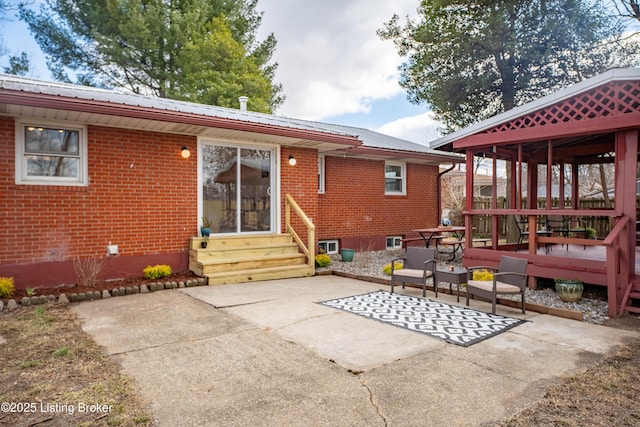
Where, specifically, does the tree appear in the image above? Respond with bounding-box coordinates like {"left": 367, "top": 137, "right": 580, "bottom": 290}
{"left": 20, "top": 0, "right": 283, "bottom": 112}
{"left": 378, "top": 0, "right": 638, "bottom": 132}
{"left": 4, "top": 51, "right": 30, "bottom": 75}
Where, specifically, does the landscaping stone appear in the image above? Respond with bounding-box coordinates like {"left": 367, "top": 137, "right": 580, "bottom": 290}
{"left": 178, "top": 281, "right": 185, "bottom": 288}
{"left": 7, "top": 299, "right": 17, "bottom": 310}
{"left": 140, "top": 285, "right": 149, "bottom": 293}
{"left": 47, "top": 295, "right": 56, "bottom": 302}
{"left": 77, "top": 293, "right": 87, "bottom": 301}
{"left": 102, "top": 290, "right": 111, "bottom": 299}
{"left": 0, "top": 300, "right": 3, "bottom": 311}
{"left": 69, "top": 293, "right": 78, "bottom": 302}
{"left": 21, "top": 297, "right": 30, "bottom": 306}
{"left": 58, "top": 294, "right": 69, "bottom": 304}
{"left": 125, "top": 287, "right": 134, "bottom": 295}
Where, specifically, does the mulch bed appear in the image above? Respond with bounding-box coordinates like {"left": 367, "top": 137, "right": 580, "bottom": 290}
{"left": 2, "top": 271, "right": 201, "bottom": 304}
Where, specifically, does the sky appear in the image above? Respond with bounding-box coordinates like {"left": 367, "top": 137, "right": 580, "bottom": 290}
{"left": 0, "top": 0, "right": 443, "bottom": 145}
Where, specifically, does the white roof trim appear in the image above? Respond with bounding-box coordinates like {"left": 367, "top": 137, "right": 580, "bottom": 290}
{"left": 430, "top": 68, "right": 640, "bottom": 149}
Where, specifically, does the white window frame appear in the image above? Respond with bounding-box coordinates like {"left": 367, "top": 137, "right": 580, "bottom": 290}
{"left": 318, "top": 155, "right": 325, "bottom": 194}
{"left": 318, "top": 239, "right": 338, "bottom": 254}
{"left": 386, "top": 236, "right": 403, "bottom": 250}
{"left": 15, "top": 120, "right": 88, "bottom": 186}
{"left": 385, "top": 161, "right": 406, "bottom": 195}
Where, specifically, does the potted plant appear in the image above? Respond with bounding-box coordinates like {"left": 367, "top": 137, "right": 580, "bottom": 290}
{"left": 340, "top": 248, "right": 355, "bottom": 262}
{"left": 585, "top": 227, "right": 596, "bottom": 239}
{"left": 201, "top": 217, "right": 212, "bottom": 237}
{"left": 200, "top": 236, "right": 209, "bottom": 249}
{"left": 554, "top": 278, "right": 584, "bottom": 302}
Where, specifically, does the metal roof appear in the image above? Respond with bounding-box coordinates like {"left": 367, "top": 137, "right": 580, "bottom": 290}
{"left": 0, "top": 73, "right": 462, "bottom": 163}
{"left": 429, "top": 68, "right": 640, "bottom": 150}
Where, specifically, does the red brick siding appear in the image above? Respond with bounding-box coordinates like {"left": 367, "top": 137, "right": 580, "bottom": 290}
{"left": 1, "top": 118, "right": 197, "bottom": 286}
{"left": 318, "top": 156, "right": 439, "bottom": 250}
{"left": 280, "top": 147, "right": 318, "bottom": 233}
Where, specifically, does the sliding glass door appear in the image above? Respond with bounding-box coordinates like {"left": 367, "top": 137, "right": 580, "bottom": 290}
{"left": 201, "top": 143, "right": 275, "bottom": 234}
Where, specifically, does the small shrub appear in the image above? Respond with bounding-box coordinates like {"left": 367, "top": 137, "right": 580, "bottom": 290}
{"left": 26, "top": 287, "right": 37, "bottom": 297}
{"left": 0, "top": 277, "right": 15, "bottom": 298}
{"left": 143, "top": 264, "right": 173, "bottom": 280}
{"left": 472, "top": 269, "right": 494, "bottom": 281}
{"left": 382, "top": 261, "right": 403, "bottom": 276}
{"left": 315, "top": 254, "right": 331, "bottom": 268}
{"left": 74, "top": 256, "right": 109, "bottom": 288}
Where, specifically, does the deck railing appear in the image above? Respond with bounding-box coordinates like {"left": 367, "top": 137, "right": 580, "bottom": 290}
{"left": 602, "top": 216, "right": 633, "bottom": 316}
{"left": 285, "top": 194, "right": 315, "bottom": 273}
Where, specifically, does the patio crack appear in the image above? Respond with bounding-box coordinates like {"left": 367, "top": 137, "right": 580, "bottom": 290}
{"left": 359, "top": 378, "right": 387, "bottom": 426}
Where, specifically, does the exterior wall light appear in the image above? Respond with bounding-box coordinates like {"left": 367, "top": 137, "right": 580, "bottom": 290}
{"left": 181, "top": 146, "right": 191, "bottom": 159}
{"left": 288, "top": 155, "right": 297, "bottom": 166}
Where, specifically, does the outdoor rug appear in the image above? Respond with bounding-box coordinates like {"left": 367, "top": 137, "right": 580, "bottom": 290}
{"left": 319, "top": 290, "right": 526, "bottom": 347}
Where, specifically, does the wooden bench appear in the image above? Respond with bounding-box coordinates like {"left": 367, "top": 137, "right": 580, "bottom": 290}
{"left": 401, "top": 235, "right": 448, "bottom": 248}
{"left": 440, "top": 237, "right": 491, "bottom": 247}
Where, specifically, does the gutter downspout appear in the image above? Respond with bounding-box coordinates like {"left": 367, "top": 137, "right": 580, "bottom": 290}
{"left": 437, "top": 164, "right": 456, "bottom": 225}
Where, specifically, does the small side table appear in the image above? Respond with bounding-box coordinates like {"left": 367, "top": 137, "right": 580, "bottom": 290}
{"left": 436, "top": 267, "right": 468, "bottom": 302}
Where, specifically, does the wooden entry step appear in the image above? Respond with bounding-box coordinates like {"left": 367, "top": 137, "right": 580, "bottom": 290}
{"left": 189, "top": 234, "right": 313, "bottom": 285}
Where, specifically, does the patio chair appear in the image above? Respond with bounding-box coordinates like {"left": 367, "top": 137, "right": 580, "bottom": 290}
{"left": 466, "top": 255, "right": 528, "bottom": 315}
{"left": 390, "top": 247, "right": 436, "bottom": 297}
{"left": 545, "top": 215, "right": 570, "bottom": 250}
{"left": 514, "top": 215, "right": 551, "bottom": 253}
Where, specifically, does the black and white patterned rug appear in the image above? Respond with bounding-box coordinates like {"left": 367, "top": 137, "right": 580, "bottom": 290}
{"left": 319, "top": 290, "right": 525, "bottom": 347}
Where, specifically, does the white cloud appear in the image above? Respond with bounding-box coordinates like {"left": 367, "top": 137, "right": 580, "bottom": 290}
{"left": 376, "top": 112, "right": 443, "bottom": 145}
{"left": 257, "top": 0, "right": 418, "bottom": 120}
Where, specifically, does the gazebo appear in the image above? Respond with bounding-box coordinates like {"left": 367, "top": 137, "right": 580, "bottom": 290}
{"left": 431, "top": 68, "right": 640, "bottom": 317}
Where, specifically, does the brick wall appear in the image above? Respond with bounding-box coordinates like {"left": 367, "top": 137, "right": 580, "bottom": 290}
{"left": 2, "top": 116, "right": 441, "bottom": 287}
{"left": 280, "top": 147, "right": 318, "bottom": 233}
{"left": 1, "top": 118, "right": 197, "bottom": 287}
{"left": 318, "top": 156, "right": 439, "bottom": 250}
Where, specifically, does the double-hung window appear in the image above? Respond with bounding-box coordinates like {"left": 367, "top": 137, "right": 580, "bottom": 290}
{"left": 385, "top": 161, "right": 406, "bottom": 195}
{"left": 16, "top": 122, "right": 88, "bottom": 186}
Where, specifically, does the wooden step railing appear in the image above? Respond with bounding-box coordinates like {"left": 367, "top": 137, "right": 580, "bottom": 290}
{"left": 602, "top": 216, "right": 635, "bottom": 316}
{"left": 285, "top": 194, "right": 315, "bottom": 274}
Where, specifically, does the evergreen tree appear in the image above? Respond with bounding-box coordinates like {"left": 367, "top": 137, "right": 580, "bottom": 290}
{"left": 379, "top": 0, "right": 638, "bottom": 132}
{"left": 20, "top": 0, "right": 283, "bottom": 112}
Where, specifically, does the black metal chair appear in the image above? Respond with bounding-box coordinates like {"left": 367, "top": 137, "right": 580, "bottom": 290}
{"left": 514, "top": 215, "right": 551, "bottom": 253}
{"left": 466, "top": 255, "right": 528, "bottom": 315}
{"left": 390, "top": 247, "right": 436, "bottom": 297}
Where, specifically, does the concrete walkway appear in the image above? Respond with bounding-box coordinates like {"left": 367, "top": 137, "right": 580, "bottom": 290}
{"left": 73, "top": 275, "right": 638, "bottom": 426}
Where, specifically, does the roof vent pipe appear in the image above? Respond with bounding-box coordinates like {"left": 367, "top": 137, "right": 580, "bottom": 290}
{"left": 239, "top": 96, "right": 248, "bottom": 112}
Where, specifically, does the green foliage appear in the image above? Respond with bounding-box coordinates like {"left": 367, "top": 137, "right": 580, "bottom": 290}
{"left": 585, "top": 227, "right": 596, "bottom": 239}
{"left": 314, "top": 254, "right": 331, "bottom": 268}
{"left": 19, "top": 0, "right": 283, "bottom": 112}
{"left": 53, "top": 346, "right": 69, "bottom": 357}
{"left": 3, "top": 52, "right": 30, "bottom": 76}
{"left": 382, "top": 261, "right": 403, "bottom": 276}
{"left": 143, "top": 264, "right": 173, "bottom": 280}
{"left": 0, "top": 277, "right": 15, "bottom": 298}
{"left": 378, "top": 0, "right": 638, "bottom": 131}
{"left": 26, "top": 287, "right": 36, "bottom": 297}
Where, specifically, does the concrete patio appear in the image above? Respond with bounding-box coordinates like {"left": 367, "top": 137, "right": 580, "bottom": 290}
{"left": 73, "top": 275, "right": 638, "bottom": 426}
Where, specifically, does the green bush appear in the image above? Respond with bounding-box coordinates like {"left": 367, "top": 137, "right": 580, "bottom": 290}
{"left": 143, "top": 264, "right": 173, "bottom": 280}
{"left": 382, "top": 261, "right": 403, "bottom": 276}
{"left": 315, "top": 254, "right": 331, "bottom": 268}
{"left": 0, "top": 277, "right": 15, "bottom": 298}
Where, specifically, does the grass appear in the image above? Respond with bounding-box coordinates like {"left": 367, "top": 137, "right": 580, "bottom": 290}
{"left": 0, "top": 305, "right": 153, "bottom": 426}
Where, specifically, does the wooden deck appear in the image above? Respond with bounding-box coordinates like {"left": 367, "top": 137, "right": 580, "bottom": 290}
{"left": 462, "top": 243, "right": 640, "bottom": 287}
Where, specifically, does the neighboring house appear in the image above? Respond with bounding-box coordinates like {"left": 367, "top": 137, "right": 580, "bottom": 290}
{"left": 0, "top": 74, "right": 461, "bottom": 289}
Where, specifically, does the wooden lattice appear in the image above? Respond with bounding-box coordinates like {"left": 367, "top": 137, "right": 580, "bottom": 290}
{"left": 483, "top": 81, "right": 640, "bottom": 134}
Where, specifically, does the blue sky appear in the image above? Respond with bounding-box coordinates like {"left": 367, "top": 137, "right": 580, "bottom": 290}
{"left": 0, "top": 0, "right": 442, "bottom": 145}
